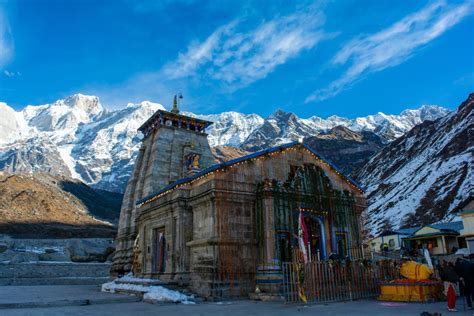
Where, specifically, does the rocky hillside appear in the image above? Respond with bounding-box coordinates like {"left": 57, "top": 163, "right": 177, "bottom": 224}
{"left": 355, "top": 94, "right": 473, "bottom": 235}
{"left": 0, "top": 94, "right": 449, "bottom": 193}
{"left": 0, "top": 172, "right": 122, "bottom": 238}
{"left": 305, "top": 126, "right": 385, "bottom": 175}
{"left": 211, "top": 146, "right": 251, "bottom": 163}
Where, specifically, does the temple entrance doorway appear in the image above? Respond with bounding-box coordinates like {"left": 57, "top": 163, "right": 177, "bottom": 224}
{"left": 336, "top": 232, "right": 348, "bottom": 258}
{"left": 152, "top": 228, "right": 166, "bottom": 273}
{"left": 304, "top": 214, "right": 326, "bottom": 260}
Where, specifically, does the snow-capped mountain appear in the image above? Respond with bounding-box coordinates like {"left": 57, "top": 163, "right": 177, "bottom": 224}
{"left": 241, "top": 105, "right": 450, "bottom": 151}
{"left": 0, "top": 136, "right": 72, "bottom": 176}
{"left": 0, "top": 102, "right": 29, "bottom": 144}
{"left": 0, "top": 93, "right": 450, "bottom": 192}
{"left": 355, "top": 94, "right": 473, "bottom": 235}
{"left": 0, "top": 94, "right": 166, "bottom": 192}
{"left": 187, "top": 112, "right": 265, "bottom": 147}
{"left": 22, "top": 94, "right": 104, "bottom": 133}
{"left": 241, "top": 110, "right": 318, "bottom": 151}
{"left": 72, "top": 101, "right": 166, "bottom": 192}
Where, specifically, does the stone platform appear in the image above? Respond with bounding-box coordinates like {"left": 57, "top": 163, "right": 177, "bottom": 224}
{"left": 0, "top": 285, "right": 140, "bottom": 309}
{"left": 0, "top": 262, "right": 112, "bottom": 285}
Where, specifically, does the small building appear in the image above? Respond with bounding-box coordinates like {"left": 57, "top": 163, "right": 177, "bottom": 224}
{"left": 369, "top": 228, "right": 417, "bottom": 252}
{"left": 458, "top": 197, "right": 474, "bottom": 254}
{"left": 402, "top": 222, "right": 464, "bottom": 256}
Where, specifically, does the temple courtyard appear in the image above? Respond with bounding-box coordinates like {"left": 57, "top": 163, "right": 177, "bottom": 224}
{"left": 0, "top": 285, "right": 472, "bottom": 316}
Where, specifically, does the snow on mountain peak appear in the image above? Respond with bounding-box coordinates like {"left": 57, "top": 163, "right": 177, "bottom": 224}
{"left": 241, "top": 105, "right": 450, "bottom": 150}
{"left": 0, "top": 102, "right": 21, "bottom": 145}
{"left": 19, "top": 94, "right": 106, "bottom": 132}
{"left": 0, "top": 93, "right": 453, "bottom": 193}
{"left": 139, "top": 101, "right": 165, "bottom": 111}
{"left": 63, "top": 94, "right": 103, "bottom": 115}
{"left": 188, "top": 111, "right": 265, "bottom": 147}
{"left": 126, "top": 100, "right": 165, "bottom": 112}
{"left": 270, "top": 109, "right": 298, "bottom": 121}
{"left": 0, "top": 102, "right": 30, "bottom": 145}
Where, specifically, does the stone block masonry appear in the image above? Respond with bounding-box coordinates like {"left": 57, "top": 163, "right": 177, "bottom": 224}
{"left": 112, "top": 107, "right": 214, "bottom": 275}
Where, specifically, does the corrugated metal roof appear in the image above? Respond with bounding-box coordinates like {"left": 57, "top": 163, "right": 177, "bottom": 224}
{"left": 379, "top": 222, "right": 464, "bottom": 239}
{"left": 136, "top": 141, "right": 365, "bottom": 206}
{"left": 430, "top": 221, "right": 464, "bottom": 232}
{"left": 396, "top": 227, "right": 420, "bottom": 235}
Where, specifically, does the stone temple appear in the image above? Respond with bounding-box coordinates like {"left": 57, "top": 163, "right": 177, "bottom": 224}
{"left": 112, "top": 97, "right": 366, "bottom": 299}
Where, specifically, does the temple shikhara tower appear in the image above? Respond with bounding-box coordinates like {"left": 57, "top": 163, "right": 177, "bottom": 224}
{"left": 112, "top": 96, "right": 215, "bottom": 274}
{"left": 112, "top": 97, "right": 366, "bottom": 299}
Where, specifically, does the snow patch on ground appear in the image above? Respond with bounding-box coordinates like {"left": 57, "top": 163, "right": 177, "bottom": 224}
{"left": 14, "top": 246, "right": 64, "bottom": 254}
{"left": 117, "top": 272, "right": 158, "bottom": 283}
{"left": 101, "top": 274, "right": 195, "bottom": 304}
{"left": 101, "top": 281, "right": 148, "bottom": 294}
{"left": 143, "top": 287, "right": 195, "bottom": 304}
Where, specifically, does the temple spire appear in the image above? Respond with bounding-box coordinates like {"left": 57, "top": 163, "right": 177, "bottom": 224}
{"left": 171, "top": 95, "right": 180, "bottom": 114}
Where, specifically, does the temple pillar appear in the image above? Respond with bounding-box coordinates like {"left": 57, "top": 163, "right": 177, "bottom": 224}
{"left": 255, "top": 180, "right": 282, "bottom": 294}
{"left": 170, "top": 202, "right": 192, "bottom": 286}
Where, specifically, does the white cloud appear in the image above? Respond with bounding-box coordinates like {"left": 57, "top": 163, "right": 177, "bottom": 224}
{"left": 306, "top": 0, "right": 473, "bottom": 103}
{"left": 94, "top": 7, "right": 329, "bottom": 111}
{"left": 3, "top": 69, "right": 14, "bottom": 77}
{"left": 161, "top": 20, "right": 238, "bottom": 79}
{"left": 2, "top": 70, "right": 21, "bottom": 77}
{"left": 0, "top": 7, "right": 13, "bottom": 67}
{"left": 162, "top": 7, "right": 328, "bottom": 87}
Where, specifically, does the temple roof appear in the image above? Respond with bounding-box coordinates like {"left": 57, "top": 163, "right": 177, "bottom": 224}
{"left": 137, "top": 141, "right": 365, "bottom": 207}
{"left": 138, "top": 109, "right": 213, "bottom": 136}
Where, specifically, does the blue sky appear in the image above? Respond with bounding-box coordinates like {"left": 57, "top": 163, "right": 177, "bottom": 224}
{"left": 0, "top": 0, "right": 473, "bottom": 118}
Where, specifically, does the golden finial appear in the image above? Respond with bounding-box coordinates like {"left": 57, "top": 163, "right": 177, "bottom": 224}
{"left": 171, "top": 95, "right": 179, "bottom": 114}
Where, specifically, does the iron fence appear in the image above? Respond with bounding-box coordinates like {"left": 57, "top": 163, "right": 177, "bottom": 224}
{"left": 282, "top": 259, "right": 400, "bottom": 303}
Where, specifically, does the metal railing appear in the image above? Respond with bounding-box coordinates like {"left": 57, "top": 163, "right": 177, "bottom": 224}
{"left": 282, "top": 259, "right": 400, "bottom": 303}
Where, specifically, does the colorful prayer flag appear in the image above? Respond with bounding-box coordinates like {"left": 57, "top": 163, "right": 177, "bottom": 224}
{"left": 298, "top": 211, "right": 309, "bottom": 263}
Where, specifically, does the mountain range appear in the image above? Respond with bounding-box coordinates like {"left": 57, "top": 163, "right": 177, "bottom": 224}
{"left": 2, "top": 93, "right": 472, "bottom": 235}
{"left": 355, "top": 93, "right": 473, "bottom": 234}
{"left": 0, "top": 94, "right": 450, "bottom": 194}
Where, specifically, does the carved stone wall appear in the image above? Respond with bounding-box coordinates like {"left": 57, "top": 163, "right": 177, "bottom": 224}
{"left": 134, "top": 147, "right": 365, "bottom": 298}
{"left": 112, "top": 123, "right": 214, "bottom": 275}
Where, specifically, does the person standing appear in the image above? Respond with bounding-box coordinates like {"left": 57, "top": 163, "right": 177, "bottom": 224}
{"left": 439, "top": 260, "right": 459, "bottom": 312}
{"left": 427, "top": 241, "right": 433, "bottom": 254}
{"left": 454, "top": 257, "right": 474, "bottom": 310}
